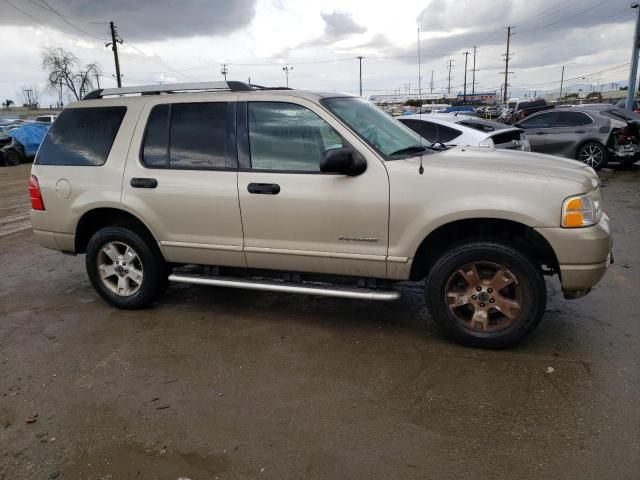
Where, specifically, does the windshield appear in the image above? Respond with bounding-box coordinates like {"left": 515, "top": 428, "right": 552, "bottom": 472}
{"left": 322, "top": 97, "right": 431, "bottom": 158}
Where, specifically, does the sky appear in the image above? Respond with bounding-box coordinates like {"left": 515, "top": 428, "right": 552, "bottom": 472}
{"left": 0, "top": 0, "right": 636, "bottom": 105}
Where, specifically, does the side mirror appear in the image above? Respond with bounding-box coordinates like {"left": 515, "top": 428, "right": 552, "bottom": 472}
{"left": 320, "top": 147, "right": 366, "bottom": 176}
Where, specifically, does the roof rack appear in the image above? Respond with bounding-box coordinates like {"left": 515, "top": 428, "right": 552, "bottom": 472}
{"left": 83, "top": 81, "right": 290, "bottom": 100}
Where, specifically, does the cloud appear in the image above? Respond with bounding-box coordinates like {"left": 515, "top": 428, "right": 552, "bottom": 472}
{"left": 321, "top": 11, "right": 366, "bottom": 41}
{"left": 0, "top": 0, "right": 257, "bottom": 41}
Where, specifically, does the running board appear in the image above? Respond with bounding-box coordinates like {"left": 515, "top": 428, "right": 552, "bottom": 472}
{"left": 168, "top": 274, "right": 400, "bottom": 301}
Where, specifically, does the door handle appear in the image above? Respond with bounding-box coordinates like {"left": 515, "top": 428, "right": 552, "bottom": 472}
{"left": 247, "top": 183, "right": 280, "bottom": 195}
{"left": 574, "top": 130, "right": 586, "bottom": 134}
{"left": 130, "top": 177, "right": 158, "bottom": 189}
{"left": 535, "top": 131, "right": 546, "bottom": 135}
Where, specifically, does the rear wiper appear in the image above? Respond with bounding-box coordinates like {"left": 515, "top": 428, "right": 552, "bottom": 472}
{"left": 388, "top": 145, "right": 429, "bottom": 157}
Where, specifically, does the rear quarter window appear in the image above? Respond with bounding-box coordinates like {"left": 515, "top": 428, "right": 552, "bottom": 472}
{"left": 35, "top": 106, "right": 126, "bottom": 166}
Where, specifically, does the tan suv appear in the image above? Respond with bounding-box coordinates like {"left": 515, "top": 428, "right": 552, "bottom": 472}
{"left": 29, "top": 81, "right": 612, "bottom": 348}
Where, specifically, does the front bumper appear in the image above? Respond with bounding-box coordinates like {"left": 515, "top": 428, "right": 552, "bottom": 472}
{"left": 535, "top": 214, "right": 612, "bottom": 292}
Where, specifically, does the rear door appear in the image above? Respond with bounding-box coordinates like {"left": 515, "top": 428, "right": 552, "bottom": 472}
{"left": 122, "top": 97, "right": 245, "bottom": 267}
{"left": 236, "top": 99, "right": 389, "bottom": 278}
{"left": 518, "top": 111, "right": 557, "bottom": 153}
{"left": 544, "top": 111, "right": 594, "bottom": 156}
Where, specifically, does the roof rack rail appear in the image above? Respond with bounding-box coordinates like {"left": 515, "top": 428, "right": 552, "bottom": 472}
{"left": 83, "top": 81, "right": 291, "bottom": 100}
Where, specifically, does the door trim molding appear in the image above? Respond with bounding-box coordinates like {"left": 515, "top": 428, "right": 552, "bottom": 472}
{"left": 160, "top": 241, "right": 242, "bottom": 252}
{"left": 244, "top": 246, "right": 387, "bottom": 262}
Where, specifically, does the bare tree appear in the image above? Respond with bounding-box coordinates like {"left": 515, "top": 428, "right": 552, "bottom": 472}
{"left": 2, "top": 99, "right": 15, "bottom": 109}
{"left": 18, "top": 85, "right": 43, "bottom": 109}
{"left": 42, "top": 47, "right": 101, "bottom": 101}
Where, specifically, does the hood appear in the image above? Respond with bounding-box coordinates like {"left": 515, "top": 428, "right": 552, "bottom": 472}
{"left": 423, "top": 146, "right": 599, "bottom": 188}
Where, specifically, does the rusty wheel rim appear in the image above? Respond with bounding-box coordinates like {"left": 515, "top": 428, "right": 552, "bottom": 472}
{"left": 444, "top": 261, "right": 524, "bottom": 333}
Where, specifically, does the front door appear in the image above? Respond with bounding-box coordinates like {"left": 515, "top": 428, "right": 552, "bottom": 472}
{"left": 543, "top": 111, "right": 594, "bottom": 156}
{"left": 236, "top": 100, "right": 389, "bottom": 278}
{"left": 519, "top": 111, "right": 557, "bottom": 153}
{"left": 122, "top": 97, "right": 245, "bottom": 267}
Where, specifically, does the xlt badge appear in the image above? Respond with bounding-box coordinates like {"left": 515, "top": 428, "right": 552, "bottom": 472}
{"left": 338, "top": 235, "right": 379, "bottom": 242}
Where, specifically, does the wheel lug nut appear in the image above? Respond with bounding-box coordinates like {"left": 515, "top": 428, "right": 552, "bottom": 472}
{"left": 122, "top": 262, "right": 126, "bottom": 266}
{"left": 487, "top": 288, "right": 493, "bottom": 293}
{"left": 116, "top": 261, "right": 119, "bottom": 265}
{"left": 489, "top": 298, "right": 495, "bottom": 303}
{"left": 476, "top": 286, "right": 482, "bottom": 292}
{"left": 471, "top": 295, "right": 477, "bottom": 300}
{"left": 480, "top": 303, "right": 485, "bottom": 307}
{"left": 125, "top": 270, "right": 129, "bottom": 274}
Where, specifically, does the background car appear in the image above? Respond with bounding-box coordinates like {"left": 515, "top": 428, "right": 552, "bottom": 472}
{"left": 399, "top": 113, "right": 531, "bottom": 151}
{"left": 515, "top": 105, "right": 639, "bottom": 169}
{"left": 34, "top": 114, "right": 58, "bottom": 124}
{"left": 615, "top": 99, "right": 639, "bottom": 113}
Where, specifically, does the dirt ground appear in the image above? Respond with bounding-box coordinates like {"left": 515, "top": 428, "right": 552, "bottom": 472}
{"left": 1, "top": 162, "right": 639, "bottom": 480}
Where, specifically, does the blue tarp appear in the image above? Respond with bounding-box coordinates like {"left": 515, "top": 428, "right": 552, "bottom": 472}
{"left": 9, "top": 123, "right": 50, "bottom": 156}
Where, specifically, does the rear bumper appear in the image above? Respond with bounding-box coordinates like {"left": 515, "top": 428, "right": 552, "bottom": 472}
{"left": 535, "top": 214, "right": 612, "bottom": 292}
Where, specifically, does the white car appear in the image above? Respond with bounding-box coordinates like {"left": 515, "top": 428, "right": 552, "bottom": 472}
{"left": 34, "top": 115, "right": 58, "bottom": 124}
{"left": 399, "top": 113, "right": 531, "bottom": 151}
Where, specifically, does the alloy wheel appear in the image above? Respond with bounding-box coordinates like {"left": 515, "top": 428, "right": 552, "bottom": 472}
{"left": 444, "top": 261, "right": 523, "bottom": 332}
{"left": 96, "top": 241, "right": 144, "bottom": 296}
{"left": 579, "top": 144, "right": 604, "bottom": 168}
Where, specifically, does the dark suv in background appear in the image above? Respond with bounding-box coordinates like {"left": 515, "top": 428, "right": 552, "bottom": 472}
{"left": 516, "top": 105, "right": 640, "bottom": 169}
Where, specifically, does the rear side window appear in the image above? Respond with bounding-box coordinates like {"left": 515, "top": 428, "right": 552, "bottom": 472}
{"left": 400, "top": 119, "right": 438, "bottom": 142}
{"left": 555, "top": 111, "right": 592, "bottom": 127}
{"left": 142, "top": 102, "right": 231, "bottom": 169}
{"left": 36, "top": 107, "right": 126, "bottom": 166}
{"left": 438, "top": 125, "right": 462, "bottom": 143}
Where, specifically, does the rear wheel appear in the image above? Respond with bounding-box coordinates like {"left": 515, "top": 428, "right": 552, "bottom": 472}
{"left": 577, "top": 142, "right": 608, "bottom": 170}
{"left": 425, "top": 241, "right": 546, "bottom": 349}
{"left": 5, "top": 149, "right": 22, "bottom": 166}
{"left": 86, "top": 226, "right": 168, "bottom": 309}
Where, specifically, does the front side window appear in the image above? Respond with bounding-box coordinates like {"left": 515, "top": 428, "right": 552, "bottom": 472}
{"left": 322, "top": 97, "right": 430, "bottom": 158}
{"left": 142, "top": 102, "right": 230, "bottom": 169}
{"left": 248, "top": 102, "right": 344, "bottom": 171}
{"left": 520, "top": 112, "right": 555, "bottom": 129}
{"left": 36, "top": 106, "right": 126, "bottom": 166}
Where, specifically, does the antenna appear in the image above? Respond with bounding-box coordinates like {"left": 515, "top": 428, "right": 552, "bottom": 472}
{"left": 417, "top": 26, "right": 424, "bottom": 175}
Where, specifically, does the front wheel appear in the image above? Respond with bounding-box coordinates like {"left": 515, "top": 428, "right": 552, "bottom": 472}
{"left": 86, "top": 226, "right": 168, "bottom": 309}
{"left": 577, "top": 142, "right": 608, "bottom": 170}
{"left": 425, "top": 241, "right": 547, "bottom": 349}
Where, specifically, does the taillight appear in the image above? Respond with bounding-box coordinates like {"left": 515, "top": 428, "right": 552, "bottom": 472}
{"left": 28, "top": 174, "right": 45, "bottom": 211}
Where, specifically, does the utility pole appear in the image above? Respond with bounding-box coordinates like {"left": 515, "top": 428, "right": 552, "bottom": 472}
{"left": 282, "top": 66, "right": 293, "bottom": 88}
{"left": 502, "top": 26, "right": 514, "bottom": 103}
{"left": 446, "top": 59, "right": 454, "bottom": 94}
{"left": 462, "top": 51, "right": 470, "bottom": 103}
{"left": 357, "top": 56, "right": 364, "bottom": 96}
{"left": 23, "top": 89, "right": 33, "bottom": 107}
{"left": 559, "top": 65, "right": 565, "bottom": 101}
{"left": 429, "top": 70, "right": 434, "bottom": 95}
{"left": 471, "top": 46, "right": 478, "bottom": 95}
{"left": 221, "top": 63, "right": 228, "bottom": 81}
{"left": 107, "top": 21, "right": 122, "bottom": 88}
{"left": 94, "top": 72, "right": 101, "bottom": 89}
{"left": 58, "top": 78, "right": 63, "bottom": 107}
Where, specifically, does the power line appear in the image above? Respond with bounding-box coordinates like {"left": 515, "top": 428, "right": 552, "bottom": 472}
{"left": 518, "top": 0, "right": 615, "bottom": 34}
{"left": 121, "top": 40, "right": 200, "bottom": 81}
{"left": 25, "top": 0, "right": 107, "bottom": 25}
{"left": 38, "top": 0, "right": 106, "bottom": 40}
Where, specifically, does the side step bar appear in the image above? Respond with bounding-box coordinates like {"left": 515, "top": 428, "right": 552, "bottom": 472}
{"left": 168, "top": 274, "right": 400, "bottom": 301}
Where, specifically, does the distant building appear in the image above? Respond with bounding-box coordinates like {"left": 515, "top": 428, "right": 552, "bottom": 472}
{"left": 456, "top": 91, "right": 498, "bottom": 102}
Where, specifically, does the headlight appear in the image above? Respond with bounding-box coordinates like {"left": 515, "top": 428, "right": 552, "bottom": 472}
{"left": 479, "top": 137, "right": 494, "bottom": 148}
{"left": 561, "top": 188, "right": 603, "bottom": 228}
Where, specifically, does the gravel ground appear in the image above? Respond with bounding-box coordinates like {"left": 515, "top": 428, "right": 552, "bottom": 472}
{"left": 1, "top": 162, "right": 639, "bottom": 480}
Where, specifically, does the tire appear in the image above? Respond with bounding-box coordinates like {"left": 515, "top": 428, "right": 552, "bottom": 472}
{"left": 576, "top": 141, "right": 608, "bottom": 170}
{"left": 425, "top": 240, "right": 547, "bottom": 349}
{"left": 4, "top": 149, "right": 22, "bottom": 167}
{"left": 86, "top": 226, "right": 168, "bottom": 309}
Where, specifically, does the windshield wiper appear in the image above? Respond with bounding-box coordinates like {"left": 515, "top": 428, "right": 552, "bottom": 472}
{"left": 388, "top": 145, "right": 430, "bottom": 157}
